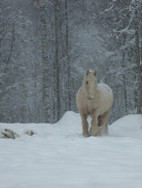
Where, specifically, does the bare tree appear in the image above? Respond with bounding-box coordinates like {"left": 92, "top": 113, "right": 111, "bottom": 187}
{"left": 65, "top": 0, "right": 71, "bottom": 110}
{"left": 54, "top": 0, "right": 61, "bottom": 120}
{"left": 39, "top": 0, "right": 50, "bottom": 122}
{"left": 134, "top": 0, "right": 142, "bottom": 113}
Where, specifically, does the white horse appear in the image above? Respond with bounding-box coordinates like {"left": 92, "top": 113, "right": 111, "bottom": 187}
{"left": 76, "top": 70, "right": 114, "bottom": 137}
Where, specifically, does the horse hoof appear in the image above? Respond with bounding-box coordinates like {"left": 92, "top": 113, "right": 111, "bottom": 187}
{"left": 82, "top": 132, "right": 90, "bottom": 137}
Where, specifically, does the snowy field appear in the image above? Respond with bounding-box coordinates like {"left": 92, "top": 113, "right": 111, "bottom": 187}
{"left": 0, "top": 112, "right": 142, "bottom": 188}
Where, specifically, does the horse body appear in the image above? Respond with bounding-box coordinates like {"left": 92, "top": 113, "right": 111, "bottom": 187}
{"left": 76, "top": 70, "right": 113, "bottom": 137}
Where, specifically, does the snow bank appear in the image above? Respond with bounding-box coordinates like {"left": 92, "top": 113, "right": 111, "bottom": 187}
{"left": 0, "top": 112, "right": 142, "bottom": 188}
{"left": 109, "top": 114, "right": 142, "bottom": 138}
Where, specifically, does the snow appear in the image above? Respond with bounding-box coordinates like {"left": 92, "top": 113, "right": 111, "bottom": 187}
{"left": 0, "top": 112, "right": 142, "bottom": 188}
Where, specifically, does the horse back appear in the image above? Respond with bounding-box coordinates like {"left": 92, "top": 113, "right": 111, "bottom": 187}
{"left": 97, "top": 83, "right": 114, "bottom": 109}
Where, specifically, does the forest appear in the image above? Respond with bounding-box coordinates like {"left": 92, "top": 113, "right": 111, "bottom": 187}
{"left": 0, "top": 0, "right": 142, "bottom": 123}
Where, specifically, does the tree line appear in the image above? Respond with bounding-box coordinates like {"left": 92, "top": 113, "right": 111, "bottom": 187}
{"left": 0, "top": 0, "right": 142, "bottom": 123}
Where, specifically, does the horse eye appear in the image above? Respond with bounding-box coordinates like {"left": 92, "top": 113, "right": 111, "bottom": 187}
{"left": 86, "top": 81, "right": 88, "bottom": 85}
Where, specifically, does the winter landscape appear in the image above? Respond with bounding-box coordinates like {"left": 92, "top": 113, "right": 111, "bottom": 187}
{"left": 0, "top": 111, "right": 142, "bottom": 188}
{"left": 1, "top": 0, "right": 142, "bottom": 188}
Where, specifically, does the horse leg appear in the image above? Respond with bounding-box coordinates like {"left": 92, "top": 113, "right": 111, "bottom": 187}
{"left": 99, "top": 111, "right": 110, "bottom": 135}
{"left": 90, "top": 112, "right": 100, "bottom": 136}
{"left": 80, "top": 113, "right": 89, "bottom": 137}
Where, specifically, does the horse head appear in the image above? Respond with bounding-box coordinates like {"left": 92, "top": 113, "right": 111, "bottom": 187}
{"left": 83, "top": 70, "right": 97, "bottom": 100}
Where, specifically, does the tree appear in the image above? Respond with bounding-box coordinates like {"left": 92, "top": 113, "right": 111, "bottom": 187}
{"left": 39, "top": 0, "right": 50, "bottom": 122}
{"left": 96, "top": 0, "right": 142, "bottom": 116}
{"left": 134, "top": 0, "right": 142, "bottom": 113}
{"left": 0, "top": 1, "right": 16, "bottom": 122}
{"left": 65, "top": 0, "right": 71, "bottom": 110}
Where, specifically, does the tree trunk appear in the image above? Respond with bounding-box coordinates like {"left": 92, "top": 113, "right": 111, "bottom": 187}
{"left": 134, "top": 0, "right": 142, "bottom": 113}
{"left": 122, "top": 52, "right": 128, "bottom": 114}
{"left": 140, "top": 1, "right": 142, "bottom": 66}
{"left": 39, "top": 0, "right": 50, "bottom": 122}
{"left": 65, "top": 0, "right": 71, "bottom": 110}
{"left": 54, "top": 0, "right": 61, "bottom": 121}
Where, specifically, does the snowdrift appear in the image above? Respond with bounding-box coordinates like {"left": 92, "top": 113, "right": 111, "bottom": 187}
{"left": 0, "top": 111, "right": 142, "bottom": 139}
{"left": 0, "top": 112, "right": 142, "bottom": 188}
{"left": 109, "top": 114, "right": 142, "bottom": 138}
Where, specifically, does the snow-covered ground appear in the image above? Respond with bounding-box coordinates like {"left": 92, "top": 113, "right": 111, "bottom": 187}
{"left": 0, "top": 112, "right": 142, "bottom": 188}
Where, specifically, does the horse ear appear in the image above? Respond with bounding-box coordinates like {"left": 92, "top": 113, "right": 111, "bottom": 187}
{"left": 94, "top": 71, "right": 97, "bottom": 77}
{"left": 86, "top": 70, "right": 90, "bottom": 75}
